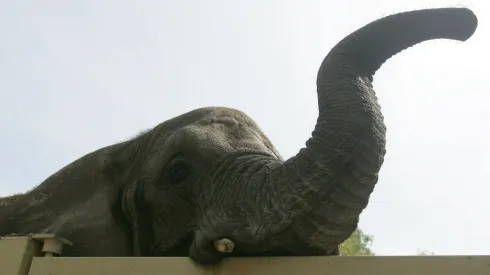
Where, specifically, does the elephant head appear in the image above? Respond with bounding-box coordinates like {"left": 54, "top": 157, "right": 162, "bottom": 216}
{"left": 0, "top": 7, "right": 477, "bottom": 266}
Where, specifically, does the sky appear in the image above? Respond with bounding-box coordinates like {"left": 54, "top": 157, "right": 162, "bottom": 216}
{"left": 0, "top": 0, "right": 488, "bottom": 256}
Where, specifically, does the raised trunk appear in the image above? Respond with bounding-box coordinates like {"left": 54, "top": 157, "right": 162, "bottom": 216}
{"left": 268, "top": 8, "right": 477, "bottom": 250}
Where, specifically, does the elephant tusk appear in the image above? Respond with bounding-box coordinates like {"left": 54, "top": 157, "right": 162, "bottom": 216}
{"left": 213, "top": 238, "right": 235, "bottom": 253}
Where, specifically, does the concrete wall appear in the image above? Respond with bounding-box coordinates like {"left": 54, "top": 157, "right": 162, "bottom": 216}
{"left": 2, "top": 234, "right": 489, "bottom": 275}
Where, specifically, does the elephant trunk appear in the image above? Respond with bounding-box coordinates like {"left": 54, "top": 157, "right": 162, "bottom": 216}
{"left": 265, "top": 8, "right": 477, "bottom": 250}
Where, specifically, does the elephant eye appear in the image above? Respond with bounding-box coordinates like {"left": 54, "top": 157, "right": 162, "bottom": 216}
{"left": 167, "top": 157, "right": 191, "bottom": 184}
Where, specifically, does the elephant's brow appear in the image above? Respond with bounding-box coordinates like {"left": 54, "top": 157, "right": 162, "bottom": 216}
{"left": 197, "top": 116, "right": 244, "bottom": 128}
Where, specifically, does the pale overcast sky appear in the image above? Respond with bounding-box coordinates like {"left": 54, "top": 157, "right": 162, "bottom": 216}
{"left": 1, "top": 0, "right": 488, "bottom": 255}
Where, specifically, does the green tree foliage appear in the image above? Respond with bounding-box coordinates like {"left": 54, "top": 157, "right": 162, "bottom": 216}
{"left": 339, "top": 228, "right": 375, "bottom": 256}
{"left": 338, "top": 228, "right": 435, "bottom": 256}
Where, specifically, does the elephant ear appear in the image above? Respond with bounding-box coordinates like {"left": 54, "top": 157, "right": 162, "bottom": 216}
{"left": 121, "top": 178, "right": 155, "bottom": 256}
{"left": 103, "top": 131, "right": 158, "bottom": 256}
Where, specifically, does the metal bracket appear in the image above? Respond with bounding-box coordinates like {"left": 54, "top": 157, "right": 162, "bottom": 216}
{"left": 2, "top": 233, "right": 72, "bottom": 257}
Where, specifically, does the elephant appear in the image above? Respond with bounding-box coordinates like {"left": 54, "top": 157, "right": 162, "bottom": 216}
{"left": 0, "top": 7, "right": 478, "bottom": 266}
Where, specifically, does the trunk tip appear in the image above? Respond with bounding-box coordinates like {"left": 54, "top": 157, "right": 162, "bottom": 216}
{"left": 453, "top": 8, "right": 478, "bottom": 41}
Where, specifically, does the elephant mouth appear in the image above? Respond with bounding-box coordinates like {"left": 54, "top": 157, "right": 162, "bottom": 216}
{"left": 152, "top": 232, "right": 305, "bottom": 265}
{"left": 153, "top": 233, "right": 195, "bottom": 257}
{"left": 159, "top": 228, "right": 333, "bottom": 266}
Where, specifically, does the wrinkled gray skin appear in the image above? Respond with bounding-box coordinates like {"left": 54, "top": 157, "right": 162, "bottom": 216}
{"left": 0, "top": 8, "right": 478, "bottom": 266}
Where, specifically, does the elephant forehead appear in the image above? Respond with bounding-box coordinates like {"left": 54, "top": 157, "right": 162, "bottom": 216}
{"left": 177, "top": 118, "right": 274, "bottom": 156}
